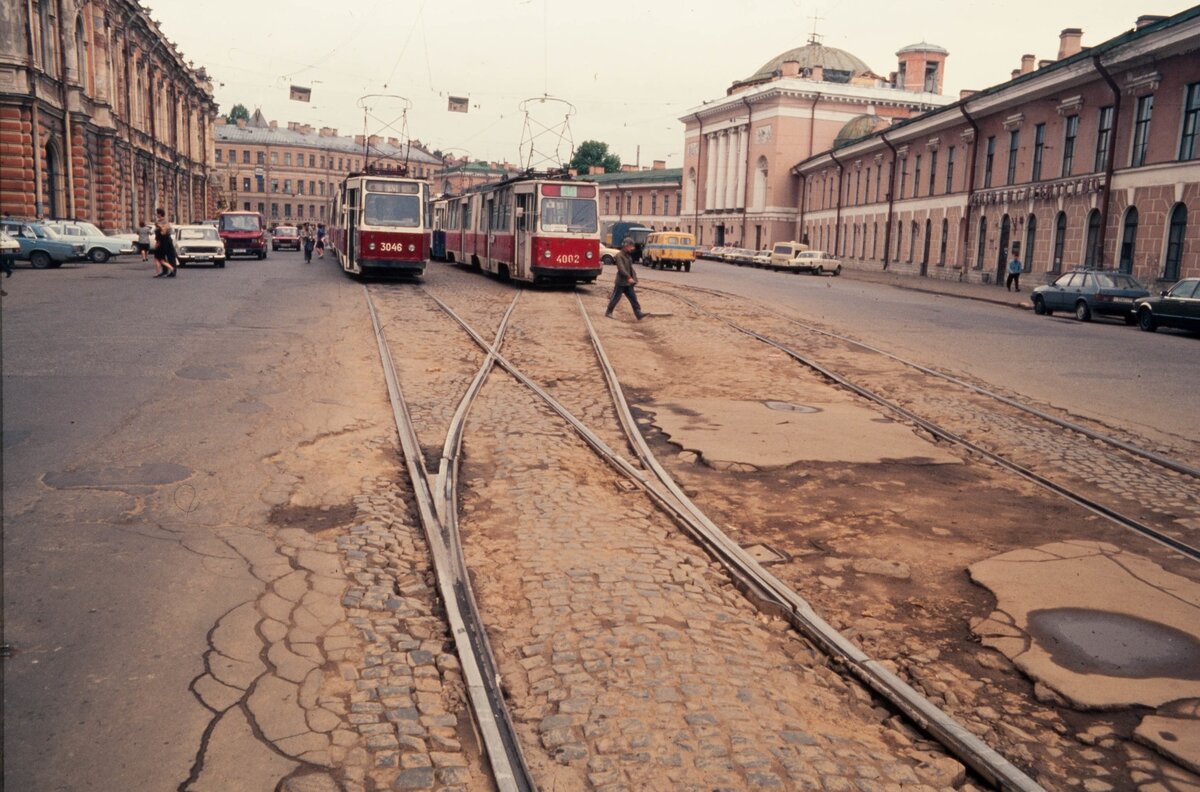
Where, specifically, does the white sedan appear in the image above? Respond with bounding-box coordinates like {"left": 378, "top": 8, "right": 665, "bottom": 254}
{"left": 782, "top": 250, "right": 842, "bottom": 275}
{"left": 174, "top": 225, "right": 226, "bottom": 268}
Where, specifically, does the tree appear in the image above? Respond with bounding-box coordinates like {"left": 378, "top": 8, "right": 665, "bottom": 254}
{"left": 225, "top": 104, "right": 249, "bottom": 125}
{"left": 570, "top": 140, "right": 621, "bottom": 174}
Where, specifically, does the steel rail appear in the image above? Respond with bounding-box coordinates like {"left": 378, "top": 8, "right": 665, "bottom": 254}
{"left": 652, "top": 286, "right": 1200, "bottom": 563}
{"left": 422, "top": 286, "right": 1044, "bottom": 791}
{"left": 573, "top": 295, "right": 1045, "bottom": 792}
{"left": 364, "top": 286, "right": 535, "bottom": 792}
{"left": 646, "top": 280, "right": 1200, "bottom": 480}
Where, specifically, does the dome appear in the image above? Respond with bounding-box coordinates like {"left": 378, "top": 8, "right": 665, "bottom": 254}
{"left": 897, "top": 41, "right": 949, "bottom": 56}
{"left": 740, "top": 42, "right": 874, "bottom": 86}
{"left": 834, "top": 114, "right": 889, "bottom": 148}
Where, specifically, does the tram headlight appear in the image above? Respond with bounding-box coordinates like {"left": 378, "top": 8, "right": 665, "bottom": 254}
{"left": 407, "top": 244, "right": 415, "bottom": 252}
{"left": 368, "top": 242, "right": 376, "bottom": 251}
{"left": 585, "top": 250, "right": 593, "bottom": 260}
{"left": 543, "top": 249, "right": 551, "bottom": 259}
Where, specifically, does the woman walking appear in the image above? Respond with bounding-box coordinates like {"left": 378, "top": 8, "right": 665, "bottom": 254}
{"left": 136, "top": 219, "right": 153, "bottom": 262}
{"left": 153, "top": 208, "right": 177, "bottom": 278}
{"left": 315, "top": 223, "right": 326, "bottom": 258}
{"left": 302, "top": 223, "right": 315, "bottom": 263}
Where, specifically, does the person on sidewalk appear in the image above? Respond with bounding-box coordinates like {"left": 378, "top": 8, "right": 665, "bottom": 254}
{"left": 1006, "top": 253, "right": 1022, "bottom": 292}
{"left": 605, "top": 237, "right": 646, "bottom": 320}
{"left": 136, "top": 220, "right": 153, "bottom": 262}
{"left": 152, "top": 208, "right": 177, "bottom": 278}
{"left": 301, "top": 223, "right": 315, "bottom": 263}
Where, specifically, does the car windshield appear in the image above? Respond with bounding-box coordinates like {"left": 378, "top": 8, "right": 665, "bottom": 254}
{"left": 221, "top": 215, "right": 261, "bottom": 232}
{"left": 37, "top": 225, "right": 62, "bottom": 239}
{"left": 74, "top": 222, "right": 105, "bottom": 237}
{"left": 275, "top": 226, "right": 297, "bottom": 235}
{"left": 1169, "top": 279, "right": 1199, "bottom": 297}
{"left": 1094, "top": 273, "right": 1143, "bottom": 289}
{"left": 364, "top": 194, "right": 420, "bottom": 227}
{"left": 178, "top": 228, "right": 219, "bottom": 240}
{"left": 540, "top": 198, "right": 597, "bottom": 233}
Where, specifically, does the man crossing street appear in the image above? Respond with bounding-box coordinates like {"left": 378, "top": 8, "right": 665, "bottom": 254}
{"left": 605, "top": 237, "right": 646, "bottom": 320}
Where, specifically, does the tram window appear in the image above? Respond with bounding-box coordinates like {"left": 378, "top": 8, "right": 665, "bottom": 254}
{"left": 540, "top": 197, "right": 598, "bottom": 233}
{"left": 364, "top": 194, "right": 420, "bottom": 227}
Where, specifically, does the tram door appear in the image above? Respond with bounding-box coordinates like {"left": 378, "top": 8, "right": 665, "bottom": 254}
{"left": 515, "top": 191, "right": 534, "bottom": 280}
{"left": 346, "top": 185, "right": 360, "bottom": 271}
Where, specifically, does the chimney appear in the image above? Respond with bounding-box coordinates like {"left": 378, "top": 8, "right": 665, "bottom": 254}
{"left": 215, "top": 117, "right": 226, "bottom": 126}
{"left": 1058, "top": 28, "right": 1083, "bottom": 60}
{"left": 652, "top": 160, "right": 666, "bottom": 170}
{"left": 1136, "top": 15, "right": 1166, "bottom": 30}
{"left": 354, "top": 135, "right": 365, "bottom": 146}
{"left": 781, "top": 59, "right": 801, "bottom": 78}
{"left": 1020, "top": 54, "right": 1035, "bottom": 75}
{"left": 388, "top": 137, "right": 399, "bottom": 147}
{"left": 368, "top": 134, "right": 382, "bottom": 147}
{"left": 567, "top": 167, "right": 578, "bottom": 176}
{"left": 1011, "top": 69, "right": 1021, "bottom": 80}
{"left": 588, "top": 165, "right": 604, "bottom": 175}
{"left": 319, "top": 127, "right": 336, "bottom": 137}
{"left": 300, "top": 124, "right": 312, "bottom": 134}
{"left": 959, "top": 89, "right": 977, "bottom": 100}
{"left": 810, "top": 65, "right": 824, "bottom": 82}
{"left": 236, "top": 118, "right": 246, "bottom": 128}
{"left": 268, "top": 120, "right": 278, "bottom": 129}
{"left": 287, "top": 121, "right": 298, "bottom": 130}
{"left": 1038, "top": 59, "right": 1055, "bottom": 69}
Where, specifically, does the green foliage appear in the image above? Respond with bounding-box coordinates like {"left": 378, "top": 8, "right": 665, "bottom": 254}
{"left": 570, "top": 140, "right": 621, "bottom": 174}
{"left": 225, "top": 104, "right": 250, "bottom": 124}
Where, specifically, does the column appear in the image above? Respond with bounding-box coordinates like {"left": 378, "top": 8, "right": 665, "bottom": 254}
{"left": 714, "top": 132, "right": 729, "bottom": 211}
{"left": 704, "top": 133, "right": 717, "bottom": 210}
{"left": 733, "top": 126, "right": 748, "bottom": 210}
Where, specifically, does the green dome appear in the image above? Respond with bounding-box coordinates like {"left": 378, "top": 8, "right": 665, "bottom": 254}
{"left": 834, "top": 114, "right": 888, "bottom": 148}
{"left": 742, "top": 43, "right": 873, "bottom": 86}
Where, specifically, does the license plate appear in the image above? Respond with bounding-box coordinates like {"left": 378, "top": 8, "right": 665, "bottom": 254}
{"left": 233, "top": 249, "right": 246, "bottom": 254}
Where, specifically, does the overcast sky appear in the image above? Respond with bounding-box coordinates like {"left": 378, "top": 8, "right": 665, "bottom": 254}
{"left": 149, "top": 0, "right": 1194, "bottom": 168}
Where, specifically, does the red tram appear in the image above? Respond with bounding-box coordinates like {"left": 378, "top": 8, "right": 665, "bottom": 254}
{"left": 431, "top": 175, "right": 601, "bottom": 284}
{"left": 329, "top": 173, "right": 431, "bottom": 276}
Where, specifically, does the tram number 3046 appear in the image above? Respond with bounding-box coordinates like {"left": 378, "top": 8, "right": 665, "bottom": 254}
{"left": 554, "top": 253, "right": 581, "bottom": 264}
{"left": 379, "top": 242, "right": 413, "bottom": 253}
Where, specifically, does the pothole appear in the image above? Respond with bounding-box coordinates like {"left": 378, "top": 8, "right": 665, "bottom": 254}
{"left": 1027, "top": 607, "right": 1200, "bottom": 680}
{"left": 268, "top": 503, "right": 358, "bottom": 534}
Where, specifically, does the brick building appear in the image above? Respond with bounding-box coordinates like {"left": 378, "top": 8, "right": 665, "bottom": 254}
{"left": 681, "top": 35, "right": 954, "bottom": 250}
{"left": 794, "top": 10, "right": 1200, "bottom": 287}
{"left": 579, "top": 163, "right": 683, "bottom": 240}
{"left": 0, "top": 0, "right": 218, "bottom": 229}
{"left": 432, "top": 159, "right": 520, "bottom": 198}
{"left": 213, "top": 110, "right": 442, "bottom": 226}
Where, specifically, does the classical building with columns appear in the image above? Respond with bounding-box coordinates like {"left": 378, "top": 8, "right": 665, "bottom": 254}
{"left": 0, "top": 0, "right": 219, "bottom": 229}
{"left": 793, "top": 10, "right": 1200, "bottom": 287}
{"left": 680, "top": 36, "right": 953, "bottom": 250}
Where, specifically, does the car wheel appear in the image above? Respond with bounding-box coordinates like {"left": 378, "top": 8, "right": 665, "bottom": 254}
{"left": 685, "top": 264, "right": 691, "bottom": 272}
{"left": 811, "top": 267, "right": 821, "bottom": 275}
{"left": 1075, "top": 300, "right": 1092, "bottom": 322}
{"left": 833, "top": 265, "right": 842, "bottom": 276}
{"left": 601, "top": 255, "right": 613, "bottom": 265}
{"left": 1138, "top": 308, "right": 1157, "bottom": 332}
{"left": 1033, "top": 295, "right": 1048, "bottom": 315}
{"left": 89, "top": 248, "right": 110, "bottom": 263}
{"left": 217, "top": 260, "right": 226, "bottom": 269}
{"left": 30, "top": 251, "right": 51, "bottom": 269}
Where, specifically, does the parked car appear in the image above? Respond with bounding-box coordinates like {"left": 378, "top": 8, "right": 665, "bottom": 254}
{"left": 1133, "top": 278, "right": 1200, "bottom": 333}
{"left": 272, "top": 225, "right": 300, "bottom": 251}
{"left": 768, "top": 240, "right": 810, "bottom": 266}
{"left": 174, "top": 225, "right": 227, "bottom": 268}
{"left": 1031, "top": 269, "right": 1149, "bottom": 322}
{"left": 44, "top": 220, "right": 132, "bottom": 262}
{"left": 727, "top": 248, "right": 757, "bottom": 265}
{"left": 0, "top": 220, "right": 85, "bottom": 268}
{"left": 218, "top": 211, "right": 268, "bottom": 259}
{"left": 752, "top": 250, "right": 773, "bottom": 267}
{"left": 599, "top": 243, "right": 618, "bottom": 265}
{"left": 782, "top": 250, "right": 842, "bottom": 275}
{"left": 1, "top": 229, "right": 18, "bottom": 272}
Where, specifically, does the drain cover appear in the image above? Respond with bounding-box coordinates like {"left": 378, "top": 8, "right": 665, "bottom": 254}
{"left": 745, "top": 543, "right": 787, "bottom": 565}
{"left": 763, "top": 401, "right": 819, "bottom": 413}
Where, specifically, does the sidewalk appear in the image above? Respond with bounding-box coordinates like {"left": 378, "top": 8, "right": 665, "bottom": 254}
{"left": 841, "top": 266, "right": 1033, "bottom": 310}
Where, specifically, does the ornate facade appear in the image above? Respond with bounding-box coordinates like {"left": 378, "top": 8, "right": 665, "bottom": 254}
{"left": 794, "top": 11, "right": 1200, "bottom": 287}
{"left": 0, "top": 0, "right": 218, "bottom": 230}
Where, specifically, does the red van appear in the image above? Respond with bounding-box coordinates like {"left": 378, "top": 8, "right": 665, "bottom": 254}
{"left": 217, "top": 211, "right": 268, "bottom": 259}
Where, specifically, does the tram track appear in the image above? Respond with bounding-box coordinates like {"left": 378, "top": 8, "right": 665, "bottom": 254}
{"left": 642, "top": 282, "right": 1200, "bottom": 564}
{"left": 364, "top": 273, "right": 1046, "bottom": 791}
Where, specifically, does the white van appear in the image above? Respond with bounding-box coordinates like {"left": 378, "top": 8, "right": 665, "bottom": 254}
{"left": 767, "top": 240, "right": 809, "bottom": 266}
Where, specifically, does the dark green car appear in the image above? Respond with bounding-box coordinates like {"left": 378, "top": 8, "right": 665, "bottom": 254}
{"left": 1031, "top": 269, "right": 1150, "bottom": 323}
{"left": 1134, "top": 278, "right": 1200, "bottom": 333}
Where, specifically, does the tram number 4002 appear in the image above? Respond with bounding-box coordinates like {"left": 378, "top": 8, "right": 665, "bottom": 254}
{"left": 554, "top": 254, "right": 581, "bottom": 264}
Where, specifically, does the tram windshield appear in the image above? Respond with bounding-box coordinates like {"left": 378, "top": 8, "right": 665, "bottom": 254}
{"left": 364, "top": 194, "right": 421, "bottom": 228}
{"left": 540, "top": 197, "right": 597, "bottom": 233}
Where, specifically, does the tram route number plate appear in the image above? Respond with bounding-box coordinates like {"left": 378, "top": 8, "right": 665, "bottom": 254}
{"left": 379, "top": 242, "right": 410, "bottom": 253}
{"left": 554, "top": 254, "right": 580, "bottom": 264}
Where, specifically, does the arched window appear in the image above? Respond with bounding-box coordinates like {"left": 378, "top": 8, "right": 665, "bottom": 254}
{"left": 1052, "top": 212, "right": 1067, "bottom": 272}
{"left": 939, "top": 218, "right": 949, "bottom": 265}
{"left": 751, "top": 156, "right": 768, "bottom": 212}
{"left": 39, "top": 1, "right": 57, "bottom": 78}
{"left": 977, "top": 215, "right": 988, "bottom": 269}
{"left": 1164, "top": 203, "right": 1187, "bottom": 280}
{"left": 1084, "top": 209, "right": 1102, "bottom": 267}
{"left": 1119, "top": 207, "right": 1138, "bottom": 274}
{"left": 1023, "top": 213, "right": 1037, "bottom": 272}
{"left": 75, "top": 14, "right": 87, "bottom": 85}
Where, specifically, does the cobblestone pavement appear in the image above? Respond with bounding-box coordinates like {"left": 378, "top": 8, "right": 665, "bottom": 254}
{"left": 586, "top": 281, "right": 1200, "bottom": 791}
{"left": 649, "top": 283, "right": 1200, "bottom": 549}
{"left": 445, "top": 286, "right": 960, "bottom": 790}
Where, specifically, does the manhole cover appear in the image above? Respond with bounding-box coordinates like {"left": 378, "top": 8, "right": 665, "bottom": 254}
{"left": 614, "top": 479, "right": 639, "bottom": 493}
{"left": 763, "top": 401, "right": 820, "bottom": 413}
{"left": 745, "top": 543, "right": 787, "bottom": 565}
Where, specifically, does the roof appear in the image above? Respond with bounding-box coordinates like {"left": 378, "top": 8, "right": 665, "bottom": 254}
{"left": 215, "top": 123, "right": 441, "bottom": 164}
{"left": 577, "top": 168, "right": 683, "bottom": 186}
{"left": 897, "top": 41, "right": 949, "bottom": 56}
{"left": 794, "top": 5, "right": 1200, "bottom": 171}
{"left": 740, "top": 42, "right": 873, "bottom": 86}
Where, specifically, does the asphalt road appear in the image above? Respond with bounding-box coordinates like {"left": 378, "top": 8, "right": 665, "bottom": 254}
{"left": 1, "top": 250, "right": 377, "bottom": 791}
{"left": 638, "top": 260, "right": 1199, "bottom": 450}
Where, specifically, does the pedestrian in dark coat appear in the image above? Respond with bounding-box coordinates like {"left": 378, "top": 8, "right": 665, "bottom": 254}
{"left": 605, "top": 237, "right": 646, "bottom": 320}
{"left": 153, "top": 207, "right": 177, "bottom": 278}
